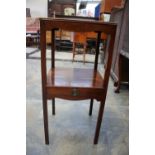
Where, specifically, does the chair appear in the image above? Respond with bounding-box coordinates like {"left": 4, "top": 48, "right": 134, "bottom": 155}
{"left": 72, "top": 32, "right": 98, "bottom": 63}
{"left": 40, "top": 18, "right": 116, "bottom": 145}
{"left": 72, "top": 32, "right": 87, "bottom": 63}
{"left": 26, "top": 18, "right": 40, "bottom": 47}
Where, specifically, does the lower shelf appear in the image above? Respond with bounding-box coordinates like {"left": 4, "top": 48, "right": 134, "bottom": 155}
{"left": 46, "top": 67, "right": 105, "bottom": 101}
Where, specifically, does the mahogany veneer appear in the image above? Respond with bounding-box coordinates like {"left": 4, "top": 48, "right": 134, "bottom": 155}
{"left": 40, "top": 18, "right": 116, "bottom": 145}
{"left": 47, "top": 68, "right": 104, "bottom": 100}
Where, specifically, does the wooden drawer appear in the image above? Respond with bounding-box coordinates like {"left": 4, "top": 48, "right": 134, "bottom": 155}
{"left": 46, "top": 87, "right": 104, "bottom": 101}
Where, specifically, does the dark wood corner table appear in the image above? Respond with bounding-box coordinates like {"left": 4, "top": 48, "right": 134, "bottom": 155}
{"left": 40, "top": 18, "right": 117, "bottom": 145}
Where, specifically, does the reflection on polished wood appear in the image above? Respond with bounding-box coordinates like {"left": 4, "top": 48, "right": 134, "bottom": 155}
{"left": 47, "top": 68, "right": 103, "bottom": 88}
{"left": 40, "top": 18, "right": 116, "bottom": 145}
{"left": 46, "top": 68, "right": 104, "bottom": 101}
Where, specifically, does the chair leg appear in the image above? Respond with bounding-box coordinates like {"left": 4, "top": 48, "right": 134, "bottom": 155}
{"left": 52, "top": 98, "right": 55, "bottom": 115}
{"left": 94, "top": 101, "right": 105, "bottom": 144}
{"left": 43, "top": 97, "right": 49, "bottom": 144}
{"left": 72, "top": 42, "right": 75, "bottom": 62}
{"left": 83, "top": 44, "right": 86, "bottom": 64}
{"left": 89, "top": 99, "right": 93, "bottom": 116}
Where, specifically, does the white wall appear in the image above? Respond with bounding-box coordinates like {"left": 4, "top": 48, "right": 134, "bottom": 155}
{"left": 26, "top": 0, "right": 47, "bottom": 17}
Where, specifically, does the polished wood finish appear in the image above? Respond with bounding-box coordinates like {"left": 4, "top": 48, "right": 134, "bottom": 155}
{"left": 94, "top": 32, "right": 101, "bottom": 70}
{"left": 108, "top": 7, "right": 124, "bottom": 91}
{"left": 40, "top": 18, "right": 116, "bottom": 144}
{"left": 115, "top": 0, "right": 129, "bottom": 92}
{"left": 100, "top": 0, "right": 123, "bottom": 14}
{"left": 46, "top": 29, "right": 71, "bottom": 44}
{"left": 89, "top": 99, "right": 94, "bottom": 116}
{"left": 72, "top": 32, "right": 87, "bottom": 63}
{"left": 52, "top": 99, "right": 55, "bottom": 115}
{"left": 72, "top": 31, "right": 107, "bottom": 63}
{"left": 104, "top": 0, "right": 129, "bottom": 92}
{"left": 46, "top": 68, "right": 105, "bottom": 101}
{"left": 47, "top": 68, "right": 103, "bottom": 87}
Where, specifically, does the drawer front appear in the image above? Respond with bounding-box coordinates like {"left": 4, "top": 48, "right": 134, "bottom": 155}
{"left": 46, "top": 87, "right": 104, "bottom": 101}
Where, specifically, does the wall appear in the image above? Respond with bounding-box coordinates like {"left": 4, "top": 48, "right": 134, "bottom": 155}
{"left": 26, "top": 0, "right": 47, "bottom": 17}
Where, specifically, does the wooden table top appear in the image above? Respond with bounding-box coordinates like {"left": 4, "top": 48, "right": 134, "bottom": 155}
{"left": 40, "top": 18, "right": 117, "bottom": 34}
